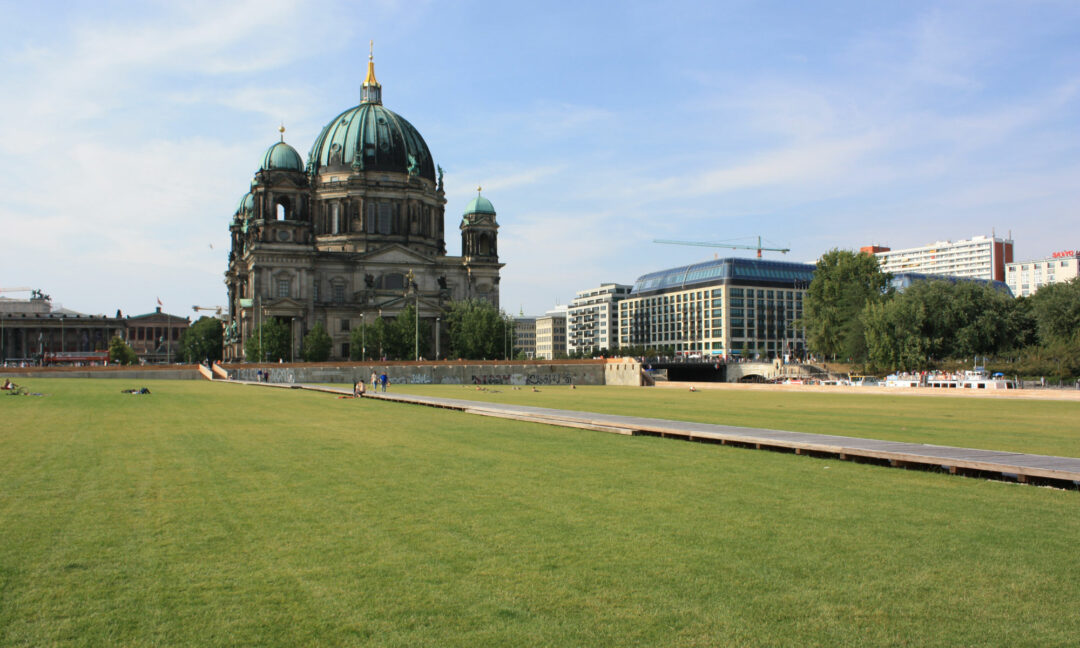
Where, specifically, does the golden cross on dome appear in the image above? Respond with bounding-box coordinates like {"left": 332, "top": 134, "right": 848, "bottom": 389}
{"left": 477, "top": 185, "right": 482, "bottom": 195}
{"left": 279, "top": 123, "right": 285, "bottom": 142}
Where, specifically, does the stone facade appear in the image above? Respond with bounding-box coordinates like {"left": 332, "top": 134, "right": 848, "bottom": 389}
{"left": 224, "top": 54, "right": 502, "bottom": 361}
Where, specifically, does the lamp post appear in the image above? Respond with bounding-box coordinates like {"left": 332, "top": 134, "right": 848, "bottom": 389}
{"left": 361, "top": 311, "right": 366, "bottom": 361}
{"left": 406, "top": 269, "right": 418, "bottom": 361}
{"left": 435, "top": 316, "right": 440, "bottom": 361}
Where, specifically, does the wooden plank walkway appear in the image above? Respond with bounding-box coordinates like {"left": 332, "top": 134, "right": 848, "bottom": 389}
{"left": 223, "top": 380, "right": 1080, "bottom": 487}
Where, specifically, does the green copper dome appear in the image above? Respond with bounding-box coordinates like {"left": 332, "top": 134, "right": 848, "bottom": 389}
{"left": 236, "top": 192, "right": 255, "bottom": 215}
{"left": 260, "top": 141, "right": 304, "bottom": 172}
{"left": 464, "top": 195, "right": 495, "bottom": 216}
{"left": 307, "top": 102, "right": 436, "bottom": 181}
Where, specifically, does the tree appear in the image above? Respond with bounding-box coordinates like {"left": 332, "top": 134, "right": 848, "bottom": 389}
{"left": 444, "top": 299, "right": 511, "bottom": 359}
{"left": 1028, "top": 277, "right": 1080, "bottom": 345}
{"left": 178, "top": 316, "right": 224, "bottom": 363}
{"left": 302, "top": 322, "right": 332, "bottom": 362}
{"left": 350, "top": 306, "right": 431, "bottom": 360}
{"left": 862, "top": 280, "right": 1018, "bottom": 371}
{"left": 802, "top": 249, "right": 890, "bottom": 362}
{"left": 108, "top": 336, "right": 138, "bottom": 365}
{"left": 245, "top": 318, "right": 291, "bottom": 362}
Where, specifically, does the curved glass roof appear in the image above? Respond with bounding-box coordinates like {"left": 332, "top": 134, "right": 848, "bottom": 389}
{"left": 631, "top": 257, "right": 816, "bottom": 295}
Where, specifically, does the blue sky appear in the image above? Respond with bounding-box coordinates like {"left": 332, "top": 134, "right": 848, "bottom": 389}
{"left": 1, "top": 0, "right": 1078, "bottom": 317}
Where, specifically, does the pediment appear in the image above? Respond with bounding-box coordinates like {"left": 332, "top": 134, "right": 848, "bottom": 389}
{"left": 361, "top": 244, "right": 431, "bottom": 265}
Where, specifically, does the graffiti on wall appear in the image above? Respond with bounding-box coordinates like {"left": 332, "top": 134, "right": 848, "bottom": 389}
{"left": 470, "top": 373, "right": 576, "bottom": 386}
{"left": 238, "top": 368, "right": 296, "bottom": 384}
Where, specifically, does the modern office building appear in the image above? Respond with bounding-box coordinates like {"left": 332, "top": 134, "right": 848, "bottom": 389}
{"left": 863, "top": 234, "right": 1013, "bottom": 282}
{"left": 535, "top": 306, "right": 567, "bottom": 360}
{"left": 618, "top": 257, "right": 815, "bottom": 359}
{"left": 224, "top": 50, "right": 502, "bottom": 361}
{"left": 567, "top": 283, "right": 631, "bottom": 355}
{"left": 888, "top": 272, "right": 1013, "bottom": 296}
{"left": 1005, "top": 250, "right": 1080, "bottom": 297}
{"left": 513, "top": 316, "right": 536, "bottom": 359}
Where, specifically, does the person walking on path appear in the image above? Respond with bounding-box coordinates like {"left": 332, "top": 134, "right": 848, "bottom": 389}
{"left": 370, "top": 371, "right": 377, "bottom": 388}
{"left": 379, "top": 372, "right": 388, "bottom": 392}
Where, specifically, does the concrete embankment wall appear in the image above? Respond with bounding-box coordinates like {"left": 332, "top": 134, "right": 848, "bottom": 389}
{"left": 604, "top": 358, "right": 643, "bottom": 386}
{"left": 229, "top": 360, "right": 606, "bottom": 386}
{"left": 5, "top": 360, "right": 607, "bottom": 386}
{"left": 3, "top": 365, "right": 203, "bottom": 380}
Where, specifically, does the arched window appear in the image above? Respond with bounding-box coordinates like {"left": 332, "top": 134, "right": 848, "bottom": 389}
{"left": 275, "top": 196, "right": 290, "bottom": 221}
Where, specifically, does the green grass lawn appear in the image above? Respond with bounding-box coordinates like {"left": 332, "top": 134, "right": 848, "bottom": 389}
{"left": 2, "top": 379, "right": 1078, "bottom": 646}
{"left": 385, "top": 384, "right": 1080, "bottom": 458}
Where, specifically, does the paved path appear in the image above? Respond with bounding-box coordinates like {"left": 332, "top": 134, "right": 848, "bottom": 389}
{"left": 226, "top": 380, "right": 1080, "bottom": 487}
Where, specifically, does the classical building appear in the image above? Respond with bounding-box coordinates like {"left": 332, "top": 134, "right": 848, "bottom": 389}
{"left": 863, "top": 234, "right": 1014, "bottom": 282}
{"left": 618, "top": 258, "right": 814, "bottom": 359}
{"left": 1005, "top": 250, "right": 1080, "bottom": 298}
{"left": 535, "top": 306, "right": 567, "bottom": 360}
{"left": 224, "top": 51, "right": 502, "bottom": 360}
{"left": 126, "top": 307, "right": 191, "bottom": 362}
{"left": 0, "top": 291, "right": 188, "bottom": 365}
{"left": 567, "top": 283, "right": 631, "bottom": 355}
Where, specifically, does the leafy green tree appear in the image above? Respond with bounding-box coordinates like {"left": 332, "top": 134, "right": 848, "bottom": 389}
{"left": 444, "top": 299, "right": 511, "bottom": 359}
{"left": 302, "top": 322, "right": 332, "bottom": 362}
{"left": 350, "top": 306, "right": 431, "bottom": 360}
{"left": 862, "top": 280, "right": 1018, "bottom": 371}
{"left": 108, "top": 336, "right": 138, "bottom": 365}
{"left": 178, "top": 316, "right": 224, "bottom": 363}
{"left": 245, "top": 318, "right": 291, "bottom": 362}
{"left": 1028, "top": 277, "right": 1080, "bottom": 344}
{"left": 803, "top": 249, "right": 890, "bottom": 362}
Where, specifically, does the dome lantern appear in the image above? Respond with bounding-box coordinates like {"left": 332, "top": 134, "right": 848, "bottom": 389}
{"left": 361, "top": 40, "right": 382, "bottom": 105}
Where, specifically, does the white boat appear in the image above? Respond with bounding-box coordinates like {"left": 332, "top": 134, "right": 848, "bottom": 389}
{"left": 958, "top": 368, "right": 1017, "bottom": 390}
{"left": 884, "top": 374, "right": 921, "bottom": 388}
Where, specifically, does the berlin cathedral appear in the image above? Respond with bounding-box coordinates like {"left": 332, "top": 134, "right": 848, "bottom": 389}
{"left": 225, "top": 50, "right": 502, "bottom": 361}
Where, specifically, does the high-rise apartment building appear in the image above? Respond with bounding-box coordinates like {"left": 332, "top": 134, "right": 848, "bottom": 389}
{"left": 512, "top": 316, "right": 536, "bottom": 359}
{"left": 567, "top": 283, "right": 632, "bottom": 355}
{"left": 535, "top": 306, "right": 567, "bottom": 360}
{"left": 1006, "top": 250, "right": 1080, "bottom": 298}
{"left": 863, "top": 234, "right": 1013, "bottom": 282}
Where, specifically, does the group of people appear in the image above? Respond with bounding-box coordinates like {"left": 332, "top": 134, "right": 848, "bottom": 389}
{"left": 354, "top": 371, "right": 389, "bottom": 398}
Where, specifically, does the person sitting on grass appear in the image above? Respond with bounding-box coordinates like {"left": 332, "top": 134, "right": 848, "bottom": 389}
{"left": 354, "top": 380, "right": 365, "bottom": 398}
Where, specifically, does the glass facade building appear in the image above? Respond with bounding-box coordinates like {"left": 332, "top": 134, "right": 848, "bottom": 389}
{"left": 618, "top": 258, "right": 815, "bottom": 358}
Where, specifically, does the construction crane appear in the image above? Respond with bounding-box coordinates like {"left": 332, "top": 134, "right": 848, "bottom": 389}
{"left": 654, "top": 236, "right": 790, "bottom": 258}
{"left": 192, "top": 305, "right": 226, "bottom": 319}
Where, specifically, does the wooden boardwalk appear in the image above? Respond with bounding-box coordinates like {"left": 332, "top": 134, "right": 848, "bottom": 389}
{"left": 228, "top": 380, "right": 1080, "bottom": 487}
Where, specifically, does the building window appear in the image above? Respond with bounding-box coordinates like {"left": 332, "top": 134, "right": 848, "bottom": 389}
{"left": 277, "top": 279, "right": 290, "bottom": 298}
{"left": 333, "top": 284, "right": 345, "bottom": 303}
{"left": 340, "top": 318, "right": 350, "bottom": 332}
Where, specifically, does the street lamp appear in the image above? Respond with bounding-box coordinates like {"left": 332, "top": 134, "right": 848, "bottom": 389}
{"left": 361, "top": 311, "right": 366, "bottom": 361}
{"left": 406, "top": 268, "right": 418, "bottom": 361}
{"left": 435, "top": 316, "right": 440, "bottom": 361}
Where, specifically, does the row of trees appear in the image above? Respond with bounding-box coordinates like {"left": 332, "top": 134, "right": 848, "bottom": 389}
{"left": 233, "top": 299, "right": 515, "bottom": 363}
{"left": 803, "top": 249, "right": 1080, "bottom": 378}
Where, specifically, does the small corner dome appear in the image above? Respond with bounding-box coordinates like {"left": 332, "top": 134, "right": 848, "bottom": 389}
{"left": 464, "top": 195, "right": 496, "bottom": 216}
{"left": 260, "top": 141, "right": 304, "bottom": 172}
{"left": 237, "top": 192, "right": 254, "bottom": 216}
